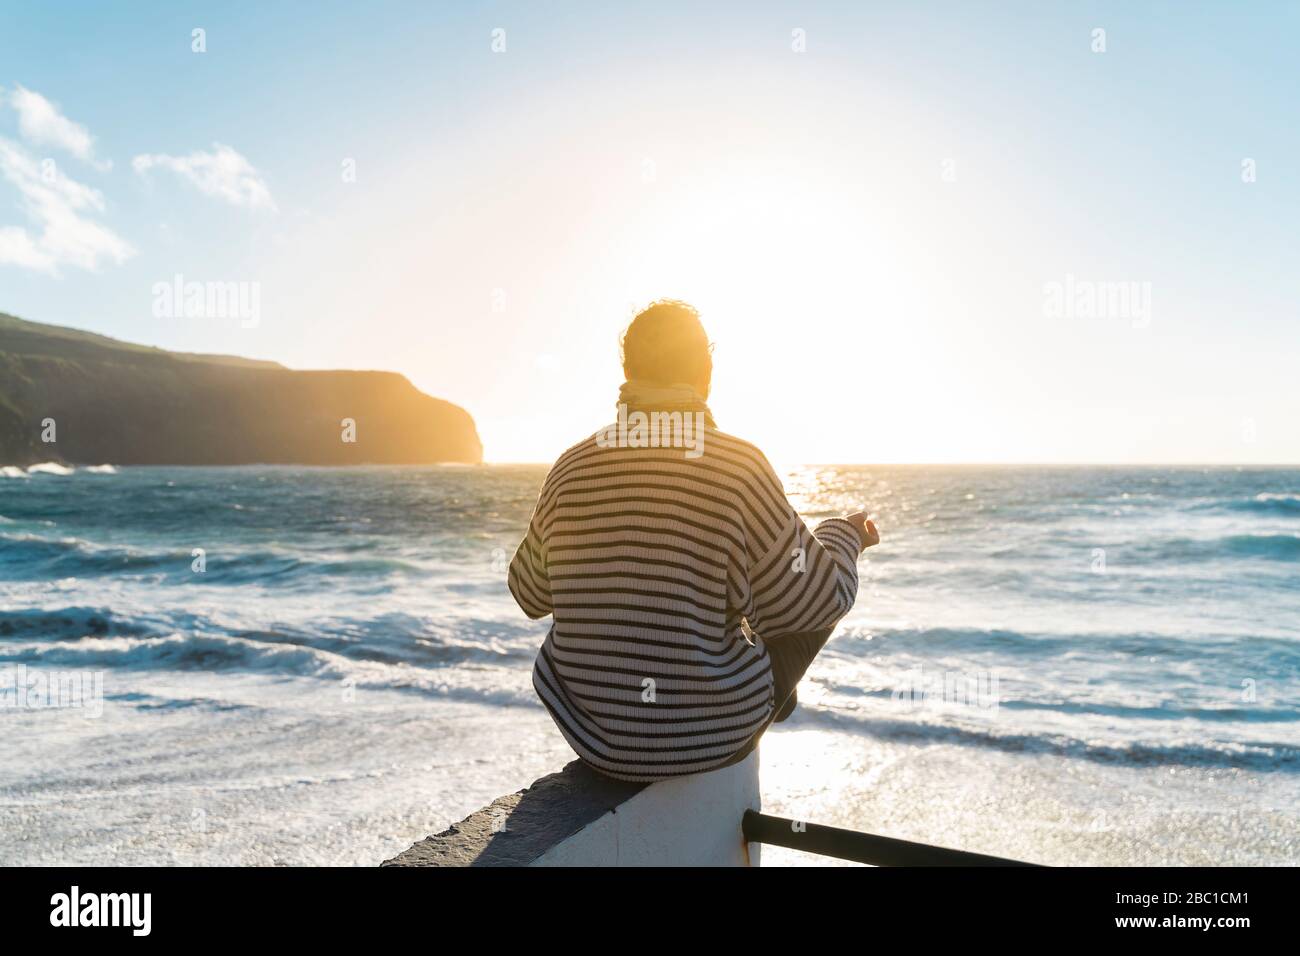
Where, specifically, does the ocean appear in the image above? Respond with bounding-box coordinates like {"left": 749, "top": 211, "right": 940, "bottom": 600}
{"left": 1, "top": 463, "right": 1297, "bottom": 865}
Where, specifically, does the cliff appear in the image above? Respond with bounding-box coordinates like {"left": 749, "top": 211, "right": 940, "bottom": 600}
{"left": 0, "top": 313, "right": 482, "bottom": 466}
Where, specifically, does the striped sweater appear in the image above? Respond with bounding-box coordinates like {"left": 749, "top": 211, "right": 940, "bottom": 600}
{"left": 508, "top": 424, "right": 863, "bottom": 782}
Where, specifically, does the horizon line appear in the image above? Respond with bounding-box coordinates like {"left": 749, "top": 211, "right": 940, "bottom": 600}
{"left": 484, "top": 460, "right": 1300, "bottom": 468}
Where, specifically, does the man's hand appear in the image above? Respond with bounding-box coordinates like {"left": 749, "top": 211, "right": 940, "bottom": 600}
{"left": 845, "top": 512, "right": 880, "bottom": 551}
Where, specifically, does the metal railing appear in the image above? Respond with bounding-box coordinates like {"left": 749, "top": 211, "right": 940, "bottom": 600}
{"left": 742, "top": 810, "right": 1042, "bottom": 867}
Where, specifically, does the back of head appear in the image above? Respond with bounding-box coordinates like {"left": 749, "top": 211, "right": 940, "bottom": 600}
{"left": 620, "top": 299, "right": 712, "bottom": 395}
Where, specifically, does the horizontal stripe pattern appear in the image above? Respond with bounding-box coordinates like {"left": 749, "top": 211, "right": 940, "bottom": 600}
{"left": 509, "top": 425, "right": 862, "bottom": 782}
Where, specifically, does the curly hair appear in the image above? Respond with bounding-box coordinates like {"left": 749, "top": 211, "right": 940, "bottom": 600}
{"left": 619, "top": 299, "right": 713, "bottom": 389}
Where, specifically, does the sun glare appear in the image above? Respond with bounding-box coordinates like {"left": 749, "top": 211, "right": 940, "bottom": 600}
{"left": 605, "top": 171, "right": 983, "bottom": 464}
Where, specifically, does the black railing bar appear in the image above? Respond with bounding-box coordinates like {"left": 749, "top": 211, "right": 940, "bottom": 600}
{"left": 742, "top": 810, "right": 1043, "bottom": 867}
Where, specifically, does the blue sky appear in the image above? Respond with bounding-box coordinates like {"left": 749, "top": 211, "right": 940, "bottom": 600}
{"left": 1, "top": 2, "right": 1297, "bottom": 462}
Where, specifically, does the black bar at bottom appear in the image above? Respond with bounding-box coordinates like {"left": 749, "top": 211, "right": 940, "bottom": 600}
{"left": 742, "top": 810, "right": 1042, "bottom": 867}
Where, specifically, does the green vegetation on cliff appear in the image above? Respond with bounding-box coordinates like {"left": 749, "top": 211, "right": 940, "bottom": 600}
{"left": 0, "top": 313, "right": 482, "bottom": 466}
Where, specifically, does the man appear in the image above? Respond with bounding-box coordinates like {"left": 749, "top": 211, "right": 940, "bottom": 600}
{"left": 509, "top": 300, "right": 879, "bottom": 781}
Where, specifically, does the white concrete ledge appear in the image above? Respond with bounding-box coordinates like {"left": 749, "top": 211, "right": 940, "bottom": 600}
{"left": 383, "top": 751, "right": 761, "bottom": 867}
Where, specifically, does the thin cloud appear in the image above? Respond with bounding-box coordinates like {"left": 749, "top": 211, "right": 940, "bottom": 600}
{"left": 132, "top": 143, "right": 277, "bottom": 211}
{"left": 3, "top": 85, "right": 112, "bottom": 171}
{"left": 0, "top": 137, "right": 135, "bottom": 274}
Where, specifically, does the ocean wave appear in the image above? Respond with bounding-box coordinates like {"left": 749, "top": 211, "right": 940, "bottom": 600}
{"left": 0, "top": 633, "right": 536, "bottom": 708}
{"left": 1223, "top": 533, "right": 1300, "bottom": 559}
{"left": 24, "top": 462, "right": 76, "bottom": 476}
{"left": 0, "top": 607, "right": 168, "bottom": 639}
{"left": 791, "top": 706, "right": 1300, "bottom": 773}
{"left": 1192, "top": 493, "right": 1300, "bottom": 517}
{"left": 106, "top": 691, "right": 253, "bottom": 713}
{"left": 832, "top": 625, "right": 1300, "bottom": 672}
{"left": 0, "top": 604, "right": 536, "bottom": 670}
{"left": 821, "top": 682, "right": 1300, "bottom": 724}
{"left": 0, "top": 530, "right": 432, "bottom": 583}
{"left": 842, "top": 624, "right": 1155, "bottom": 657}
{"left": 0, "top": 633, "right": 346, "bottom": 676}
{"left": 1153, "top": 533, "right": 1300, "bottom": 562}
{"left": 0, "top": 462, "right": 115, "bottom": 477}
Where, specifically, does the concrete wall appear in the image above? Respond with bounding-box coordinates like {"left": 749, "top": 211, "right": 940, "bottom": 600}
{"left": 383, "top": 751, "right": 761, "bottom": 867}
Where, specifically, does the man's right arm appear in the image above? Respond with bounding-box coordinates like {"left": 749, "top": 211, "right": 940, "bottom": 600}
{"left": 508, "top": 485, "right": 553, "bottom": 620}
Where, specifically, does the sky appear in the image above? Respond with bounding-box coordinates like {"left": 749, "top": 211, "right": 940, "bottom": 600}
{"left": 0, "top": 1, "right": 1296, "bottom": 464}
